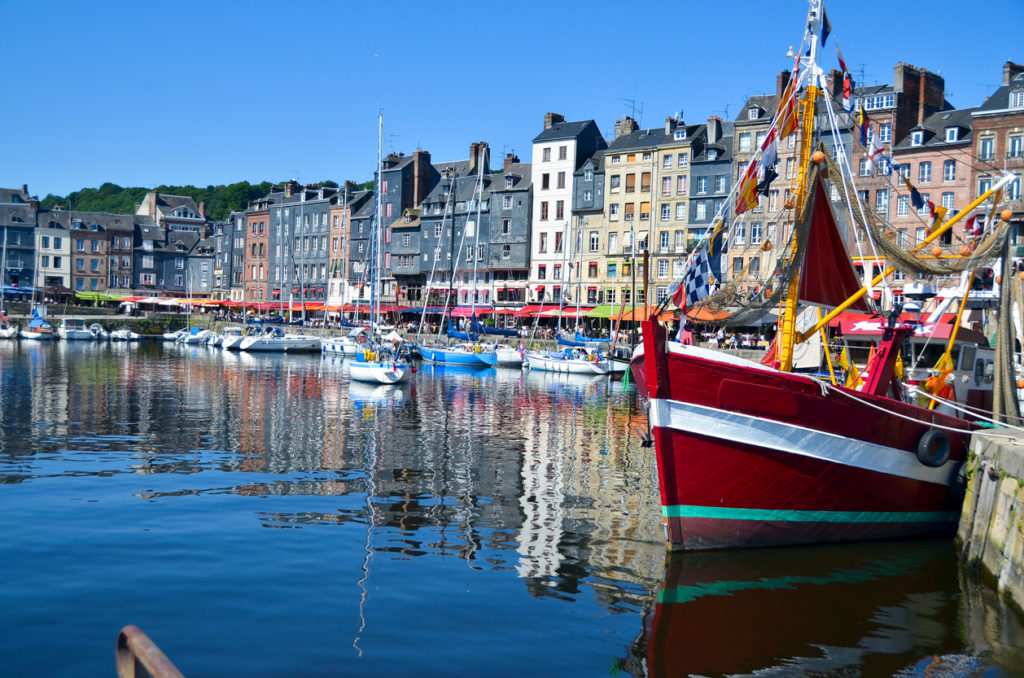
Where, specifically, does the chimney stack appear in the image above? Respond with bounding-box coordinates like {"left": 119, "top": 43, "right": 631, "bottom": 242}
{"left": 285, "top": 182, "right": 293, "bottom": 198}
{"left": 1003, "top": 60, "right": 1024, "bottom": 86}
{"left": 777, "top": 70, "right": 791, "bottom": 99}
{"left": 469, "top": 142, "right": 479, "bottom": 175}
{"left": 21, "top": 184, "right": 28, "bottom": 196}
{"left": 199, "top": 200, "right": 206, "bottom": 217}
{"left": 614, "top": 116, "right": 638, "bottom": 139}
{"left": 707, "top": 116, "right": 722, "bottom": 144}
{"left": 503, "top": 153, "right": 519, "bottom": 172}
{"left": 544, "top": 112, "right": 565, "bottom": 130}
{"left": 150, "top": 191, "right": 158, "bottom": 219}
{"left": 664, "top": 117, "right": 677, "bottom": 135}
{"left": 412, "top": 148, "right": 432, "bottom": 206}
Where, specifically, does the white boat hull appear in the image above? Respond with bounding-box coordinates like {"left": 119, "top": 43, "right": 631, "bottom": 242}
{"left": 239, "top": 335, "right": 321, "bottom": 352}
{"left": 526, "top": 352, "right": 609, "bottom": 375}
{"left": 348, "top": 360, "right": 408, "bottom": 384}
{"left": 20, "top": 329, "right": 56, "bottom": 341}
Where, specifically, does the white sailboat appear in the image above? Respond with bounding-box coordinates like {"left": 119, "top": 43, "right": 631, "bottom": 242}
{"left": 348, "top": 113, "right": 410, "bottom": 385}
{"left": 0, "top": 230, "right": 18, "bottom": 339}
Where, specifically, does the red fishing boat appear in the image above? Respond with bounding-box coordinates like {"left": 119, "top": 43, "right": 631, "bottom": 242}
{"left": 635, "top": 0, "right": 1015, "bottom": 550}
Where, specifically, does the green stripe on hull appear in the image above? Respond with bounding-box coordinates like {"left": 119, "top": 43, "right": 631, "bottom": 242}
{"left": 663, "top": 505, "right": 958, "bottom": 524}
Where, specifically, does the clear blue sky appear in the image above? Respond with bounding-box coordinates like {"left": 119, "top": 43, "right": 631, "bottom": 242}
{"left": 3, "top": 0, "right": 1021, "bottom": 199}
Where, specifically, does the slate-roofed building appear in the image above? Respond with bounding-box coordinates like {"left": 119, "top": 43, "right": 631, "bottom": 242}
{"left": 530, "top": 113, "right": 607, "bottom": 305}
{"left": 571, "top": 150, "right": 604, "bottom": 307}
{"left": 489, "top": 154, "right": 533, "bottom": 308}
{"left": 136, "top": 191, "right": 209, "bottom": 234}
{"left": 891, "top": 107, "right": 977, "bottom": 256}
{"left": 972, "top": 61, "right": 1024, "bottom": 231}
{"left": 327, "top": 183, "right": 371, "bottom": 310}
{"left": 268, "top": 183, "right": 337, "bottom": 308}
{"left": 243, "top": 193, "right": 274, "bottom": 302}
{"left": 61, "top": 211, "right": 134, "bottom": 293}
{"left": 134, "top": 220, "right": 198, "bottom": 294}
{"left": 212, "top": 212, "right": 246, "bottom": 300}
{"left": 0, "top": 185, "right": 39, "bottom": 291}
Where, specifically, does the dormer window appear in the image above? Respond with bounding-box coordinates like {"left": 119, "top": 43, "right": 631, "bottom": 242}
{"left": 747, "top": 107, "right": 759, "bottom": 120}
{"left": 945, "top": 127, "right": 959, "bottom": 142}
{"left": 911, "top": 131, "right": 924, "bottom": 146}
{"left": 1010, "top": 90, "right": 1024, "bottom": 109}
{"left": 707, "top": 149, "right": 719, "bottom": 160}
{"left": 674, "top": 129, "right": 687, "bottom": 140}
{"left": 505, "top": 176, "right": 514, "bottom": 188}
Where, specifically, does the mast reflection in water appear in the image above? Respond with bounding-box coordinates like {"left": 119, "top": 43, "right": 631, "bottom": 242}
{"left": 0, "top": 341, "right": 1021, "bottom": 677}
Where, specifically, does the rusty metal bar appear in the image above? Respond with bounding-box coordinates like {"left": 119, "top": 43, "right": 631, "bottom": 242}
{"left": 116, "top": 625, "right": 185, "bottom": 678}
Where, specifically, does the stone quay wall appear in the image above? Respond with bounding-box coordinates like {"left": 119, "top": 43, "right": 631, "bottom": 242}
{"left": 957, "top": 431, "right": 1024, "bottom": 617}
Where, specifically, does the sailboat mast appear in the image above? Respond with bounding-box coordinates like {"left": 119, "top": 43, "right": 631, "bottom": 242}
{"left": 374, "top": 112, "right": 383, "bottom": 336}
{"left": 469, "top": 161, "right": 484, "bottom": 335}
{"left": 777, "top": 0, "right": 825, "bottom": 372}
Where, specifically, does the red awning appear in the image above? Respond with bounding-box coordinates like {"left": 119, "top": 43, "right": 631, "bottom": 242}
{"left": 450, "top": 306, "right": 493, "bottom": 317}
{"left": 535, "top": 285, "right": 545, "bottom": 292}
{"left": 514, "top": 304, "right": 560, "bottom": 317}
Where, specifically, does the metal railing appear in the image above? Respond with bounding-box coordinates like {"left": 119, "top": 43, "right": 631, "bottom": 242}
{"left": 116, "top": 625, "right": 184, "bottom": 678}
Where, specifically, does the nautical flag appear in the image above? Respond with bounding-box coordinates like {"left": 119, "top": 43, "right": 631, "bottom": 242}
{"left": 842, "top": 72, "right": 853, "bottom": 111}
{"left": 965, "top": 215, "right": 981, "bottom": 242}
{"left": 674, "top": 228, "right": 724, "bottom": 310}
{"left": 858, "top": 106, "right": 868, "bottom": 146}
{"left": 820, "top": 6, "right": 832, "bottom": 46}
{"left": 756, "top": 167, "right": 779, "bottom": 197}
{"left": 865, "top": 137, "right": 885, "bottom": 176}
{"left": 839, "top": 346, "right": 863, "bottom": 389}
{"left": 928, "top": 204, "right": 948, "bottom": 235}
{"left": 758, "top": 128, "right": 778, "bottom": 170}
{"left": 903, "top": 176, "right": 925, "bottom": 211}
{"left": 735, "top": 162, "right": 760, "bottom": 215}
{"left": 835, "top": 42, "right": 848, "bottom": 74}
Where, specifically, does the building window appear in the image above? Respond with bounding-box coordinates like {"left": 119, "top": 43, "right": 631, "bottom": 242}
{"left": 674, "top": 130, "right": 687, "bottom": 141}
{"left": 584, "top": 169, "right": 593, "bottom": 181}
{"left": 541, "top": 173, "right": 550, "bottom": 190}
{"left": 876, "top": 189, "right": 889, "bottom": 212}
{"left": 751, "top": 222, "right": 762, "bottom": 244}
{"left": 732, "top": 257, "right": 744, "bottom": 276}
{"left": 557, "top": 171, "right": 565, "bottom": 189}
{"left": 76, "top": 239, "right": 85, "bottom": 251}
{"left": 734, "top": 223, "right": 745, "bottom": 244}
{"left": 538, "top": 264, "right": 546, "bottom": 280}
{"left": 610, "top": 175, "right": 621, "bottom": 191}
{"left": 662, "top": 177, "right": 672, "bottom": 196}
{"left": 540, "top": 202, "right": 548, "bottom": 220}
{"left": 607, "top": 263, "right": 617, "bottom": 278}
{"left": 1003, "top": 134, "right": 1023, "bottom": 160}
{"left": 918, "top": 193, "right": 931, "bottom": 215}
{"left": 980, "top": 137, "right": 995, "bottom": 160}
{"left": 590, "top": 231, "right": 599, "bottom": 252}
{"left": 943, "top": 160, "right": 956, "bottom": 181}
{"left": 678, "top": 152, "right": 688, "bottom": 166}
{"left": 695, "top": 202, "right": 707, "bottom": 220}
{"left": 558, "top": 145, "right": 567, "bottom": 160}
{"left": 584, "top": 190, "right": 593, "bottom": 201}
{"left": 911, "top": 131, "right": 923, "bottom": 146}
{"left": 539, "top": 233, "right": 547, "bottom": 253}
{"left": 945, "top": 127, "right": 959, "bottom": 142}
{"left": 661, "top": 204, "right": 671, "bottom": 221}
{"left": 697, "top": 177, "right": 708, "bottom": 194}
{"left": 714, "top": 175, "right": 726, "bottom": 193}
{"left": 663, "top": 155, "right": 673, "bottom": 169}
{"left": 610, "top": 204, "right": 619, "bottom": 220}
{"left": 941, "top": 192, "right": 955, "bottom": 210}
{"left": 502, "top": 195, "right": 513, "bottom": 210}
{"left": 542, "top": 147, "right": 551, "bottom": 162}
{"left": 675, "top": 202, "right": 686, "bottom": 220}
{"left": 501, "top": 219, "right": 511, "bottom": 235}
{"left": 555, "top": 200, "right": 564, "bottom": 220}
{"left": 739, "top": 133, "right": 752, "bottom": 152}
{"left": 897, "top": 195, "right": 909, "bottom": 216}
{"left": 747, "top": 107, "right": 759, "bottom": 120}
{"left": 919, "top": 162, "right": 932, "bottom": 183}
{"left": 1010, "top": 90, "right": 1024, "bottom": 109}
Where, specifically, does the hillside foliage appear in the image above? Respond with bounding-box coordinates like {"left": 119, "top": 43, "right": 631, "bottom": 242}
{"left": 39, "top": 179, "right": 345, "bottom": 221}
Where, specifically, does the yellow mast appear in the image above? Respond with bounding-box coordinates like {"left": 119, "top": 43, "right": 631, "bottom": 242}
{"left": 776, "top": 82, "right": 819, "bottom": 372}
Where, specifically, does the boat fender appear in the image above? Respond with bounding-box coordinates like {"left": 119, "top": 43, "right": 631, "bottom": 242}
{"left": 916, "top": 429, "right": 951, "bottom": 467}
{"left": 357, "top": 335, "right": 368, "bottom": 345}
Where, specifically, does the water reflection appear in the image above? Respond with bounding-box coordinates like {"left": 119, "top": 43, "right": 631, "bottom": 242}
{"left": 2, "top": 341, "right": 1022, "bottom": 676}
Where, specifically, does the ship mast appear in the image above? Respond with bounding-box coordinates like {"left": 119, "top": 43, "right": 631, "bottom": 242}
{"left": 776, "top": 0, "right": 826, "bottom": 372}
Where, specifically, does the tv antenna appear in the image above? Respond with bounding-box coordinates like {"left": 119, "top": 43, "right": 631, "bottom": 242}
{"left": 620, "top": 97, "right": 644, "bottom": 125}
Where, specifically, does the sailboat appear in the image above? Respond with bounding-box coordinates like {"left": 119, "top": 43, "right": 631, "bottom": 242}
{"left": 20, "top": 305, "right": 55, "bottom": 340}
{"left": 348, "top": 113, "right": 410, "bottom": 385}
{"left": 635, "top": 0, "right": 1018, "bottom": 550}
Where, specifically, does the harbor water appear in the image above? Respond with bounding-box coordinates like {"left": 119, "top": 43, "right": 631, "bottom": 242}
{"left": 1, "top": 340, "right": 1023, "bottom": 677}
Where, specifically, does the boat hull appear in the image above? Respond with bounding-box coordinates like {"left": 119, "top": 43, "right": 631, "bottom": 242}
{"left": 416, "top": 344, "right": 497, "bottom": 367}
{"left": 526, "top": 352, "right": 609, "bottom": 375}
{"left": 239, "top": 336, "right": 321, "bottom": 352}
{"left": 348, "top": 360, "right": 408, "bottom": 384}
{"left": 641, "top": 321, "right": 972, "bottom": 550}
{"left": 20, "top": 329, "right": 55, "bottom": 340}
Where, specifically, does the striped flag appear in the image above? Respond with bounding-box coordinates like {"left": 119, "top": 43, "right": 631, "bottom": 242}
{"left": 735, "top": 162, "right": 760, "bottom": 215}
{"left": 820, "top": 6, "right": 832, "bottom": 46}
{"left": 858, "top": 106, "right": 868, "bottom": 146}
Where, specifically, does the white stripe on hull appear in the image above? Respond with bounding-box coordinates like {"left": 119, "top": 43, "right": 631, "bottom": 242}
{"left": 649, "top": 397, "right": 955, "bottom": 486}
